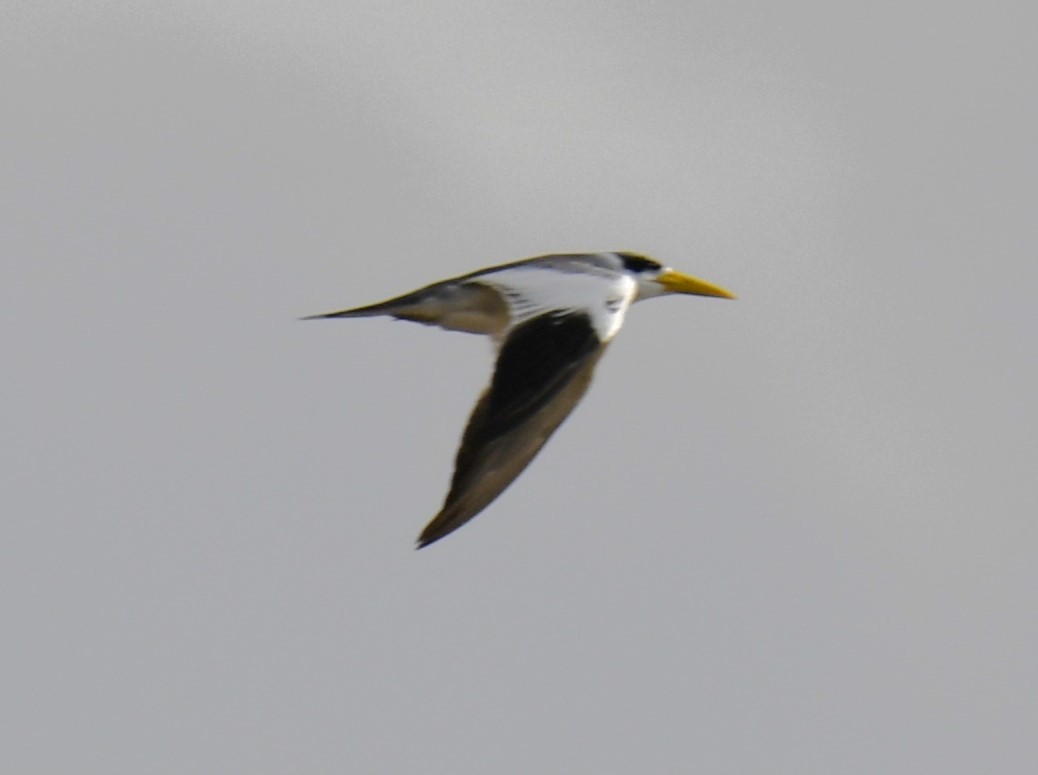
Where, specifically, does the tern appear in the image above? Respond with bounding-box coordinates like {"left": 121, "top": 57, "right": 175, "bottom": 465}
{"left": 306, "top": 252, "right": 734, "bottom": 548}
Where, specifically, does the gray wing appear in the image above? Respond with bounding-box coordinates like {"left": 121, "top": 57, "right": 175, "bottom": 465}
{"left": 301, "top": 281, "right": 510, "bottom": 336}
{"left": 417, "top": 312, "right": 607, "bottom": 548}
{"left": 301, "top": 253, "right": 620, "bottom": 334}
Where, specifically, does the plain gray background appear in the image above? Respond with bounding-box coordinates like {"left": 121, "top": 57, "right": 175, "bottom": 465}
{"left": 5, "top": 2, "right": 1036, "bottom": 772}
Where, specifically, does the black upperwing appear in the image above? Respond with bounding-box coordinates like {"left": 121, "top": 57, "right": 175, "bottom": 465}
{"left": 417, "top": 311, "right": 606, "bottom": 548}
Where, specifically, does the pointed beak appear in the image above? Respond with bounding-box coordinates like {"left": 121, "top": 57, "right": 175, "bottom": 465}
{"left": 657, "top": 269, "right": 736, "bottom": 299}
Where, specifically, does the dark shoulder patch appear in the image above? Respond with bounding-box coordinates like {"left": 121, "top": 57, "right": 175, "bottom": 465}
{"left": 618, "top": 253, "right": 662, "bottom": 274}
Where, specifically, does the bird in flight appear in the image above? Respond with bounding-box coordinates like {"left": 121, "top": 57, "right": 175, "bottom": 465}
{"left": 305, "top": 252, "right": 734, "bottom": 548}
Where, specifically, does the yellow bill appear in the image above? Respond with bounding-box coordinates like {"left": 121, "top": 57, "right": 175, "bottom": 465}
{"left": 658, "top": 269, "right": 736, "bottom": 299}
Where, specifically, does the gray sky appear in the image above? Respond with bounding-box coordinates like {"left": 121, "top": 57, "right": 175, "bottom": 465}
{"left": 5, "top": 2, "right": 1036, "bottom": 772}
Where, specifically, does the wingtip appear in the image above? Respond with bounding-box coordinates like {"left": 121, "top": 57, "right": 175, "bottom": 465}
{"left": 415, "top": 511, "right": 462, "bottom": 549}
{"left": 414, "top": 527, "right": 444, "bottom": 550}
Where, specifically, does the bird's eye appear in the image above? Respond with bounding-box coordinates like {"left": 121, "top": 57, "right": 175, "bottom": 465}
{"left": 619, "top": 253, "right": 663, "bottom": 274}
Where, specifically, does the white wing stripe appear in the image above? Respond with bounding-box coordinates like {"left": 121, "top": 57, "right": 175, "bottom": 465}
{"left": 478, "top": 267, "right": 637, "bottom": 340}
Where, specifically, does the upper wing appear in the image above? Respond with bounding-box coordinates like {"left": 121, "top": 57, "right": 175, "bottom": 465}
{"left": 301, "top": 281, "right": 510, "bottom": 336}
{"left": 417, "top": 312, "right": 607, "bottom": 548}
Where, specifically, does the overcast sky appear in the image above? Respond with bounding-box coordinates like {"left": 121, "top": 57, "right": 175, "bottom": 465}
{"left": 5, "top": 2, "right": 1037, "bottom": 772}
